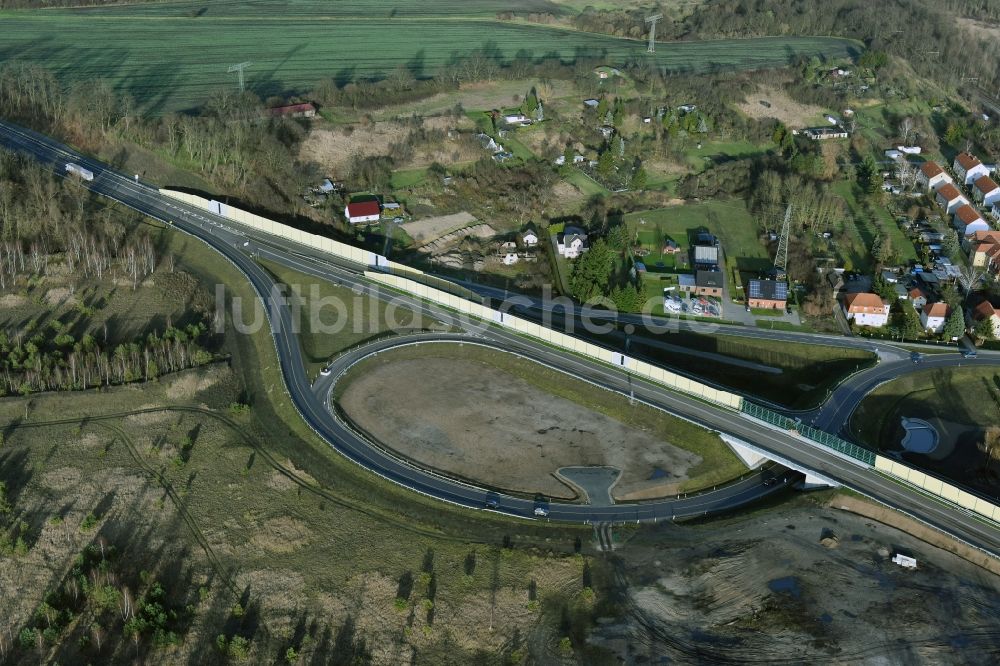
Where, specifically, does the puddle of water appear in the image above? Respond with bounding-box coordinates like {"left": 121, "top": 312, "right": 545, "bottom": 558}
{"left": 767, "top": 576, "right": 802, "bottom": 598}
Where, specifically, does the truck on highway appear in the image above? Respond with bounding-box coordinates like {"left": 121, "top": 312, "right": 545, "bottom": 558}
{"left": 65, "top": 163, "right": 93, "bottom": 181}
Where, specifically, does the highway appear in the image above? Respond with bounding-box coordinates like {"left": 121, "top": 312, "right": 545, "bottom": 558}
{"left": 3, "top": 120, "right": 1000, "bottom": 555}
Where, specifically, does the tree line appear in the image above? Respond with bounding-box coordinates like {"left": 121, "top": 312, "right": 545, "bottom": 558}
{"left": 0, "top": 321, "right": 213, "bottom": 396}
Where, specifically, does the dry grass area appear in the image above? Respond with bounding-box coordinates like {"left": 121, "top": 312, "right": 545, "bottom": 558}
{"left": 957, "top": 17, "right": 1000, "bottom": 43}
{"left": 372, "top": 79, "right": 578, "bottom": 120}
{"left": 0, "top": 365, "right": 592, "bottom": 663}
{"left": 736, "top": 85, "right": 827, "bottom": 127}
{"left": 337, "top": 349, "right": 722, "bottom": 501}
{"left": 300, "top": 115, "right": 478, "bottom": 177}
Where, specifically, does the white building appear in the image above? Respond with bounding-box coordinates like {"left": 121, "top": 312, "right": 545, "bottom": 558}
{"left": 344, "top": 201, "right": 381, "bottom": 224}
{"left": 953, "top": 203, "right": 990, "bottom": 237}
{"left": 917, "top": 161, "right": 952, "bottom": 191}
{"left": 520, "top": 227, "right": 539, "bottom": 247}
{"left": 954, "top": 151, "right": 990, "bottom": 185}
{"left": 557, "top": 226, "right": 589, "bottom": 259}
{"left": 973, "top": 175, "right": 1000, "bottom": 207}
{"left": 936, "top": 183, "right": 969, "bottom": 214}
{"left": 503, "top": 114, "right": 531, "bottom": 125}
{"left": 843, "top": 293, "right": 890, "bottom": 327}
{"left": 921, "top": 302, "right": 951, "bottom": 334}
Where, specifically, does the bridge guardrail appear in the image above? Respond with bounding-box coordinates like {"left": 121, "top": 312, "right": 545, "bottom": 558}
{"left": 740, "top": 400, "right": 876, "bottom": 466}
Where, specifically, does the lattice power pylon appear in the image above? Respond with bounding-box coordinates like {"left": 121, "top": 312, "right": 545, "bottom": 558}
{"left": 227, "top": 61, "right": 253, "bottom": 91}
{"left": 774, "top": 204, "right": 792, "bottom": 274}
{"left": 645, "top": 14, "right": 663, "bottom": 54}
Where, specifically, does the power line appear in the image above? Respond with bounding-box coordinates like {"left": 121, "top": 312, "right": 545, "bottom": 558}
{"left": 645, "top": 14, "right": 663, "bottom": 54}
{"left": 227, "top": 61, "right": 253, "bottom": 91}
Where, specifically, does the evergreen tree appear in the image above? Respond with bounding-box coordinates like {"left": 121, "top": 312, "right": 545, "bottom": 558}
{"left": 943, "top": 309, "right": 966, "bottom": 340}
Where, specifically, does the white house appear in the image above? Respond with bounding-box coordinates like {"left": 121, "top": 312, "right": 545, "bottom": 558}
{"left": 897, "top": 145, "right": 922, "bottom": 155}
{"left": 973, "top": 300, "right": 1000, "bottom": 337}
{"left": 954, "top": 151, "right": 990, "bottom": 185}
{"left": 520, "top": 226, "right": 539, "bottom": 247}
{"left": 973, "top": 175, "right": 1000, "bottom": 206}
{"left": 917, "top": 161, "right": 952, "bottom": 191}
{"left": 936, "top": 183, "right": 969, "bottom": 214}
{"left": 557, "top": 226, "right": 589, "bottom": 259}
{"left": 843, "top": 293, "right": 890, "bottom": 327}
{"left": 953, "top": 203, "right": 990, "bottom": 237}
{"left": 921, "top": 302, "right": 951, "bottom": 334}
{"left": 503, "top": 114, "right": 531, "bottom": 125}
{"left": 344, "top": 200, "right": 381, "bottom": 224}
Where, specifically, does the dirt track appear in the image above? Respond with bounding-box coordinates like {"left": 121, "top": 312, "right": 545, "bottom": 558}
{"left": 337, "top": 356, "right": 702, "bottom": 500}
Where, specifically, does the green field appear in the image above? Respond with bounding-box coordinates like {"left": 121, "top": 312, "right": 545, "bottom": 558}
{"left": 0, "top": 3, "right": 860, "bottom": 113}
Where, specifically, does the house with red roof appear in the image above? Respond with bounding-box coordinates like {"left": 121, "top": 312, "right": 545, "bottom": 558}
{"left": 970, "top": 231, "right": 1000, "bottom": 274}
{"left": 917, "top": 161, "right": 952, "bottom": 191}
{"left": 344, "top": 200, "right": 381, "bottom": 224}
{"left": 972, "top": 300, "right": 1000, "bottom": 338}
{"left": 973, "top": 175, "right": 1000, "bottom": 206}
{"left": 920, "top": 302, "right": 951, "bottom": 334}
{"left": 268, "top": 102, "right": 317, "bottom": 118}
{"left": 936, "top": 182, "right": 969, "bottom": 214}
{"left": 953, "top": 203, "right": 990, "bottom": 236}
{"left": 907, "top": 286, "right": 928, "bottom": 310}
{"left": 843, "top": 292, "right": 889, "bottom": 327}
{"left": 953, "top": 151, "right": 990, "bottom": 185}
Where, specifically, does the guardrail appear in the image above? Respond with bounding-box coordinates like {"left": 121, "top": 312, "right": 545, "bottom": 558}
{"left": 740, "top": 400, "right": 876, "bottom": 466}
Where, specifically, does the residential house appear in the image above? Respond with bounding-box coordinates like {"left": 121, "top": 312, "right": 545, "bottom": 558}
{"left": 520, "top": 225, "right": 539, "bottom": 247}
{"left": 268, "top": 102, "right": 317, "bottom": 118}
{"left": 583, "top": 99, "right": 600, "bottom": 108}
{"left": 344, "top": 200, "right": 381, "bottom": 224}
{"left": 953, "top": 204, "right": 990, "bottom": 237}
{"left": 920, "top": 302, "right": 951, "bottom": 334}
{"left": 917, "top": 161, "right": 952, "bottom": 191}
{"left": 881, "top": 269, "right": 900, "bottom": 284}
{"left": 936, "top": 183, "right": 969, "bottom": 214}
{"left": 678, "top": 273, "right": 697, "bottom": 293}
{"left": 973, "top": 175, "right": 1000, "bottom": 206}
{"left": 694, "top": 271, "right": 724, "bottom": 297}
{"left": 498, "top": 241, "right": 519, "bottom": 265}
{"left": 693, "top": 245, "right": 720, "bottom": 269}
{"left": 969, "top": 231, "right": 1000, "bottom": 273}
{"left": 908, "top": 286, "right": 928, "bottom": 309}
{"left": 843, "top": 293, "right": 890, "bottom": 327}
{"left": 597, "top": 125, "right": 615, "bottom": 139}
{"left": 746, "top": 279, "right": 788, "bottom": 310}
{"left": 894, "top": 283, "right": 909, "bottom": 300}
{"left": 972, "top": 300, "right": 1000, "bottom": 337}
{"left": 477, "top": 133, "right": 502, "bottom": 154}
{"left": 557, "top": 226, "right": 589, "bottom": 259}
{"left": 662, "top": 239, "right": 681, "bottom": 254}
{"left": 953, "top": 151, "right": 990, "bottom": 185}
{"left": 503, "top": 114, "right": 531, "bottom": 125}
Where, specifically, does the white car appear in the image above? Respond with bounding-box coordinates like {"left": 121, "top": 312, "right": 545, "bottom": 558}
{"left": 533, "top": 507, "right": 549, "bottom": 517}
{"left": 319, "top": 366, "right": 332, "bottom": 377}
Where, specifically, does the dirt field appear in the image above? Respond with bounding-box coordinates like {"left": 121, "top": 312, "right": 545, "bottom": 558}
{"left": 403, "top": 211, "right": 479, "bottom": 245}
{"left": 371, "top": 79, "right": 578, "bottom": 121}
{"left": 338, "top": 355, "right": 705, "bottom": 500}
{"left": 736, "top": 85, "right": 827, "bottom": 127}
{"left": 599, "top": 494, "right": 1000, "bottom": 663}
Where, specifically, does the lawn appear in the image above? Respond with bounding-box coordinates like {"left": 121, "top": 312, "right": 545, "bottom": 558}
{"left": 831, "top": 180, "right": 919, "bottom": 269}
{"left": 625, "top": 200, "right": 771, "bottom": 279}
{"left": 259, "top": 259, "right": 446, "bottom": 377}
{"left": 563, "top": 168, "right": 609, "bottom": 196}
{"left": 0, "top": 6, "right": 860, "bottom": 113}
{"left": 680, "top": 139, "right": 776, "bottom": 169}
{"left": 390, "top": 166, "right": 429, "bottom": 190}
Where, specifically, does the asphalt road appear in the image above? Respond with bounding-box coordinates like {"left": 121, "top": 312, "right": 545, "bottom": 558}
{"left": 4, "top": 120, "right": 1000, "bottom": 555}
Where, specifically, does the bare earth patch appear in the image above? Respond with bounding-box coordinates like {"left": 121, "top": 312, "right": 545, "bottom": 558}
{"left": 404, "top": 211, "right": 478, "bottom": 245}
{"left": 164, "top": 365, "right": 226, "bottom": 400}
{"left": 0, "top": 293, "right": 26, "bottom": 307}
{"left": 44, "top": 286, "right": 77, "bottom": 307}
{"left": 736, "top": 85, "right": 826, "bottom": 128}
{"left": 338, "top": 356, "right": 702, "bottom": 500}
{"left": 957, "top": 17, "right": 1000, "bottom": 43}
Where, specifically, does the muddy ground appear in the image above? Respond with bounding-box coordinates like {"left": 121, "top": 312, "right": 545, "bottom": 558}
{"left": 338, "top": 357, "right": 703, "bottom": 500}
{"left": 596, "top": 496, "right": 1000, "bottom": 664}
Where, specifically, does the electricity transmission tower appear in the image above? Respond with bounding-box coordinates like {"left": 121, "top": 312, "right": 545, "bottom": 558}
{"left": 645, "top": 14, "right": 663, "bottom": 54}
{"left": 227, "top": 61, "right": 253, "bottom": 91}
{"left": 774, "top": 204, "right": 792, "bottom": 275}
